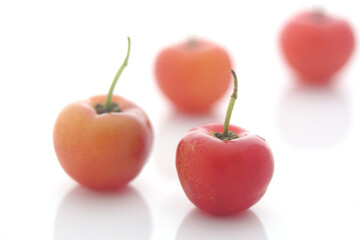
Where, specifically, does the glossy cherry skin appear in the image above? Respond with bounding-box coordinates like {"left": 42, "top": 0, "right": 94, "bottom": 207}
{"left": 280, "top": 11, "right": 355, "bottom": 84}
{"left": 155, "top": 39, "right": 232, "bottom": 113}
{"left": 176, "top": 123, "right": 274, "bottom": 216}
{"left": 53, "top": 94, "right": 153, "bottom": 190}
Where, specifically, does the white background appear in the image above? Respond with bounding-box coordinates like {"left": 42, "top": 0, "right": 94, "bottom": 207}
{"left": 1, "top": 0, "right": 359, "bottom": 239}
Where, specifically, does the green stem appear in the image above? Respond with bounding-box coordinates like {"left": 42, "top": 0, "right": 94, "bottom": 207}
{"left": 222, "top": 70, "right": 238, "bottom": 138}
{"left": 104, "top": 37, "right": 131, "bottom": 111}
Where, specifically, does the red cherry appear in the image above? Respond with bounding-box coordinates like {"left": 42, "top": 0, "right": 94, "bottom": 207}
{"left": 176, "top": 70, "right": 274, "bottom": 215}
{"left": 280, "top": 10, "right": 355, "bottom": 84}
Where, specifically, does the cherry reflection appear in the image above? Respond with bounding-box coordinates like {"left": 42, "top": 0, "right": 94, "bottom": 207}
{"left": 54, "top": 185, "right": 151, "bottom": 240}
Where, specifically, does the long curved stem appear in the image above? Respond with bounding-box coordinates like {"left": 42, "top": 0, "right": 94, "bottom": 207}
{"left": 104, "top": 37, "right": 131, "bottom": 111}
{"left": 222, "top": 70, "right": 238, "bottom": 138}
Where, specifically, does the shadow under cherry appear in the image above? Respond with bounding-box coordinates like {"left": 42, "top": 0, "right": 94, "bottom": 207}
{"left": 277, "top": 84, "right": 350, "bottom": 149}
{"left": 54, "top": 185, "right": 152, "bottom": 240}
{"left": 176, "top": 209, "right": 268, "bottom": 240}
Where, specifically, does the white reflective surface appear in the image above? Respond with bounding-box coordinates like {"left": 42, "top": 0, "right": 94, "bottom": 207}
{"left": 54, "top": 186, "right": 151, "bottom": 240}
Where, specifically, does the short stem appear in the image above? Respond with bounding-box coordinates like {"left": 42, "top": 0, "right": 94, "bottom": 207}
{"left": 104, "top": 37, "right": 131, "bottom": 111}
{"left": 313, "top": 6, "right": 325, "bottom": 20}
{"left": 222, "top": 70, "right": 238, "bottom": 138}
{"left": 187, "top": 36, "right": 198, "bottom": 47}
